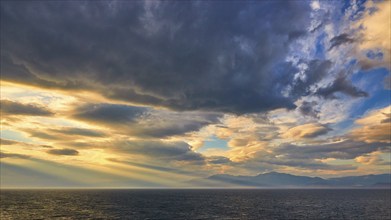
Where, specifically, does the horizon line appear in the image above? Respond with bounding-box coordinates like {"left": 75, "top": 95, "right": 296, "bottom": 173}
{"left": 2, "top": 186, "right": 390, "bottom": 190}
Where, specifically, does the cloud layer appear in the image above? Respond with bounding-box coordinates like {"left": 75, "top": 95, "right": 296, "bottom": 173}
{"left": 0, "top": 0, "right": 390, "bottom": 187}
{"left": 1, "top": 1, "right": 317, "bottom": 114}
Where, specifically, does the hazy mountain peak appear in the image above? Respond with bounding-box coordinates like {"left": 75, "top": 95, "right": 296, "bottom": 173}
{"left": 191, "top": 173, "right": 391, "bottom": 188}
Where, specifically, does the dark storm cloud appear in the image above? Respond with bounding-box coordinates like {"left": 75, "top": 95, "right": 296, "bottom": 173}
{"left": 73, "top": 104, "right": 147, "bottom": 124}
{"left": 315, "top": 75, "right": 368, "bottom": 99}
{"left": 329, "top": 33, "right": 355, "bottom": 51}
{"left": 116, "top": 140, "right": 205, "bottom": 164}
{"left": 0, "top": 100, "right": 53, "bottom": 116}
{"left": 0, "top": 55, "right": 68, "bottom": 89}
{"left": 46, "top": 148, "right": 79, "bottom": 156}
{"left": 72, "top": 103, "right": 220, "bottom": 138}
{"left": 1, "top": 1, "right": 314, "bottom": 114}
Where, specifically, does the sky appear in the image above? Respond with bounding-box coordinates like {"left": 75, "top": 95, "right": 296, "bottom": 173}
{"left": 0, "top": 0, "right": 390, "bottom": 188}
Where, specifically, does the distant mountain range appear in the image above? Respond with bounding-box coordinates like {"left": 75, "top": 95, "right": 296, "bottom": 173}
{"left": 188, "top": 172, "right": 391, "bottom": 188}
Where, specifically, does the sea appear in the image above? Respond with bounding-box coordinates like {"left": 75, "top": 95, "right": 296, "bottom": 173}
{"left": 1, "top": 189, "right": 390, "bottom": 219}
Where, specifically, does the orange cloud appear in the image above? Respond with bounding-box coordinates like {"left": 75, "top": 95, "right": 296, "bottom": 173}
{"left": 282, "top": 123, "right": 330, "bottom": 140}
{"left": 354, "top": 0, "right": 391, "bottom": 69}
{"left": 349, "top": 105, "right": 391, "bottom": 143}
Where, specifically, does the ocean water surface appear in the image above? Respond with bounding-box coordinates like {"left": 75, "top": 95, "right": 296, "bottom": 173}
{"left": 1, "top": 189, "right": 390, "bottom": 219}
